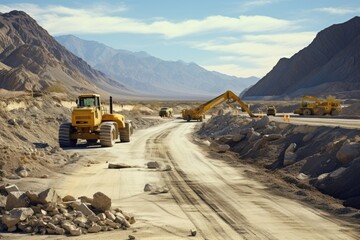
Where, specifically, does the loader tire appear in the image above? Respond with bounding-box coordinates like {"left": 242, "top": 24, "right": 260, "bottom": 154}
{"left": 187, "top": 115, "right": 191, "bottom": 122}
{"left": 59, "top": 123, "right": 77, "bottom": 148}
{"left": 100, "top": 122, "right": 116, "bottom": 147}
{"left": 120, "top": 122, "right": 131, "bottom": 142}
{"left": 303, "top": 109, "right": 312, "bottom": 116}
{"left": 331, "top": 109, "right": 340, "bottom": 116}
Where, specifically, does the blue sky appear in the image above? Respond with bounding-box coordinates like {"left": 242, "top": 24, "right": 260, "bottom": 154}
{"left": 1, "top": 0, "right": 359, "bottom": 78}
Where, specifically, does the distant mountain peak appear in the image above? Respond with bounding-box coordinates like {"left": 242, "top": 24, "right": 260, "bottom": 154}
{"left": 244, "top": 16, "right": 360, "bottom": 99}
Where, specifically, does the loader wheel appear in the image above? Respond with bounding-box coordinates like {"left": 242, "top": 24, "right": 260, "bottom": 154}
{"left": 187, "top": 115, "right": 191, "bottom": 122}
{"left": 59, "top": 123, "right": 77, "bottom": 148}
{"left": 120, "top": 122, "right": 131, "bottom": 142}
{"left": 303, "top": 109, "right": 312, "bottom": 116}
{"left": 100, "top": 123, "right": 116, "bottom": 147}
{"left": 331, "top": 109, "right": 340, "bottom": 116}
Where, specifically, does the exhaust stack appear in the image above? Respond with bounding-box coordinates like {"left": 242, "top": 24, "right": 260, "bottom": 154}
{"left": 110, "top": 96, "right": 113, "bottom": 114}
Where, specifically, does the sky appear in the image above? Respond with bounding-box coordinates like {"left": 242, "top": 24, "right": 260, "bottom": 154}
{"left": 0, "top": 0, "right": 359, "bottom": 78}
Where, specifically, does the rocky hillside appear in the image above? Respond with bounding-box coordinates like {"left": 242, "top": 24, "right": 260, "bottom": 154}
{"left": 244, "top": 16, "right": 360, "bottom": 99}
{"left": 0, "top": 11, "right": 132, "bottom": 99}
{"left": 56, "top": 35, "right": 259, "bottom": 98}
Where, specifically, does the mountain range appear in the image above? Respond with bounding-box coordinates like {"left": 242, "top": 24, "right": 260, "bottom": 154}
{"left": 244, "top": 16, "right": 360, "bottom": 99}
{"left": 0, "top": 11, "right": 134, "bottom": 99}
{"left": 55, "top": 35, "right": 259, "bottom": 98}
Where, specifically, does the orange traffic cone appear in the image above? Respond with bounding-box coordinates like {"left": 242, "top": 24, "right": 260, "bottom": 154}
{"left": 283, "top": 113, "right": 286, "bottom": 122}
{"left": 287, "top": 114, "right": 291, "bottom": 123}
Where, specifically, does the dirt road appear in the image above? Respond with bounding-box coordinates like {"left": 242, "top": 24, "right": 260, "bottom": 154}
{"left": 6, "top": 119, "right": 360, "bottom": 239}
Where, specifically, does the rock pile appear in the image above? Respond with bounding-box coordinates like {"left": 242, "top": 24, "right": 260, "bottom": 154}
{"left": 0, "top": 185, "right": 135, "bottom": 236}
{"left": 198, "top": 114, "right": 360, "bottom": 209}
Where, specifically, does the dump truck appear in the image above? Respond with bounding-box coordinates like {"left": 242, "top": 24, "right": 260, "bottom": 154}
{"left": 58, "top": 94, "right": 133, "bottom": 147}
{"left": 159, "top": 107, "right": 173, "bottom": 117}
{"left": 182, "top": 90, "right": 255, "bottom": 122}
{"left": 294, "top": 95, "right": 341, "bottom": 116}
{"left": 267, "top": 106, "right": 276, "bottom": 116}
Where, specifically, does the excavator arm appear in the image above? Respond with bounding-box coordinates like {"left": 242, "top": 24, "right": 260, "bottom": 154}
{"left": 182, "top": 90, "right": 255, "bottom": 122}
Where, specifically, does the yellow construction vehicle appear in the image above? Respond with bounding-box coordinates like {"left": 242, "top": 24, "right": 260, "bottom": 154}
{"left": 58, "top": 94, "right": 133, "bottom": 147}
{"left": 294, "top": 95, "right": 341, "bottom": 116}
{"left": 182, "top": 90, "right": 255, "bottom": 122}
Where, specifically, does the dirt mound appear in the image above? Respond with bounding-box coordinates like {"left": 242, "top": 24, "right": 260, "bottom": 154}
{"left": 197, "top": 114, "right": 360, "bottom": 209}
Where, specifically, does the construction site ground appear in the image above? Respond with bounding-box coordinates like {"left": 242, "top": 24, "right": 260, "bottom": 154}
{"left": 1, "top": 94, "right": 360, "bottom": 239}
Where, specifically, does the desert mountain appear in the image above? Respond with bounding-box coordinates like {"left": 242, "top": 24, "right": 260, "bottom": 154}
{"left": 244, "top": 16, "right": 360, "bottom": 99}
{"left": 56, "top": 35, "right": 258, "bottom": 98}
{"left": 0, "top": 11, "right": 132, "bottom": 99}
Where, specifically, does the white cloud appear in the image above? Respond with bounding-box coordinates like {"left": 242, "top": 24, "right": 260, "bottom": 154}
{"left": 315, "top": 7, "right": 360, "bottom": 15}
{"left": 0, "top": 4, "right": 294, "bottom": 37}
{"left": 197, "top": 31, "right": 316, "bottom": 77}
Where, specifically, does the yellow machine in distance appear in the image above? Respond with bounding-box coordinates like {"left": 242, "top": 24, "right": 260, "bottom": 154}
{"left": 294, "top": 95, "right": 342, "bottom": 116}
{"left": 59, "top": 94, "right": 132, "bottom": 147}
{"left": 182, "top": 90, "right": 255, "bottom": 122}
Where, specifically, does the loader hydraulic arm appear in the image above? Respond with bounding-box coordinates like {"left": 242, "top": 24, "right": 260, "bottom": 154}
{"left": 182, "top": 90, "right": 255, "bottom": 121}
{"left": 301, "top": 95, "right": 321, "bottom": 106}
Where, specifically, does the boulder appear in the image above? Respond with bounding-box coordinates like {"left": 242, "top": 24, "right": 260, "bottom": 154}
{"left": 76, "top": 203, "right": 95, "bottom": 216}
{"left": 98, "top": 213, "right": 106, "bottom": 221}
{"left": 2, "top": 207, "right": 34, "bottom": 228}
{"left": 232, "top": 134, "right": 245, "bottom": 142}
{"left": 144, "top": 183, "right": 155, "bottom": 192}
{"left": 147, "top": 161, "right": 160, "bottom": 169}
{"left": 253, "top": 116, "right": 269, "bottom": 130}
{"left": 25, "top": 191, "right": 40, "bottom": 205}
{"left": 283, "top": 143, "right": 297, "bottom": 166}
{"left": 247, "top": 130, "right": 261, "bottom": 142}
{"left": 38, "top": 188, "right": 62, "bottom": 204}
{"left": 105, "top": 210, "right": 116, "bottom": 221}
{"left": 62, "top": 195, "right": 76, "bottom": 202}
{"left": 336, "top": 140, "right": 360, "bottom": 165}
{"left": 6, "top": 191, "right": 31, "bottom": 210}
{"left": 78, "top": 196, "right": 93, "bottom": 204}
{"left": 92, "top": 192, "right": 111, "bottom": 212}
{"left": 88, "top": 224, "right": 101, "bottom": 233}
{"left": 5, "top": 184, "right": 19, "bottom": 194}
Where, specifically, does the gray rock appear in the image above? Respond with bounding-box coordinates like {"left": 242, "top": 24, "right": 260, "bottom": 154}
{"left": 76, "top": 203, "right": 95, "bottom": 216}
{"left": 283, "top": 143, "right": 297, "bottom": 166}
{"left": 105, "top": 210, "right": 116, "bottom": 221}
{"left": 18, "top": 169, "right": 28, "bottom": 178}
{"left": 98, "top": 213, "right": 106, "bottom": 221}
{"left": 88, "top": 224, "right": 101, "bottom": 233}
{"left": 5, "top": 184, "right": 19, "bottom": 194}
{"left": 336, "top": 140, "right": 360, "bottom": 164}
{"left": 232, "top": 134, "right": 245, "bottom": 142}
{"left": 92, "top": 192, "right": 111, "bottom": 212}
{"left": 147, "top": 161, "right": 160, "bottom": 169}
{"left": 263, "top": 134, "right": 282, "bottom": 141}
{"left": 3, "top": 207, "right": 34, "bottom": 228}
{"left": 254, "top": 116, "right": 269, "bottom": 130}
{"left": 144, "top": 183, "right": 155, "bottom": 192}
{"left": 38, "top": 188, "right": 62, "bottom": 204}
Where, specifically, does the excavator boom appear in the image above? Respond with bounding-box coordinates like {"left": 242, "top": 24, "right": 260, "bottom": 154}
{"left": 182, "top": 90, "right": 255, "bottom": 122}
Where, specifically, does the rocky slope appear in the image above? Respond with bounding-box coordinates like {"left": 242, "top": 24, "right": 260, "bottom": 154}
{"left": 56, "top": 35, "right": 259, "bottom": 98}
{"left": 244, "top": 16, "right": 360, "bottom": 99}
{"left": 197, "top": 114, "right": 360, "bottom": 212}
{"left": 0, "top": 11, "right": 132, "bottom": 99}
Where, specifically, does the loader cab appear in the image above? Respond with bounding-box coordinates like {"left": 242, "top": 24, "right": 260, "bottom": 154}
{"left": 77, "top": 94, "right": 101, "bottom": 110}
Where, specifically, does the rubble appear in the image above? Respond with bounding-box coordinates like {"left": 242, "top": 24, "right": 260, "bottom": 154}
{"left": 197, "top": 114, "right": 360, "bottom": 209}
{"left": 0, "top": 186, "right": 135, "bottom": 236}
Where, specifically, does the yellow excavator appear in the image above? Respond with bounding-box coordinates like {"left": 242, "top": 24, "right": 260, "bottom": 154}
{"left": 294, "top": 95, "right": 341, "bottom": 116}
{"left": 58, "top": 94, "right": 133, "bottom": 147}
{"left": 182, "top": 90, "right": 255, "bottom": 122}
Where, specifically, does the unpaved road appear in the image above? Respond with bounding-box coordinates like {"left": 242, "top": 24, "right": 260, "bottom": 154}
{"left": 5, "top": 118, "right": 360, "bottom": 239}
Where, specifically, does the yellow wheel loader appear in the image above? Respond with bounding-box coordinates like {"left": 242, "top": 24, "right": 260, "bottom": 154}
{"left": 181, "top": 90, "right": 256, "bottom": 122}
{"left": 294, "top": 95, "right": 341, "bottom": 116}
{"left": 58, "top": 94, "right": 133, "bottom": 148}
